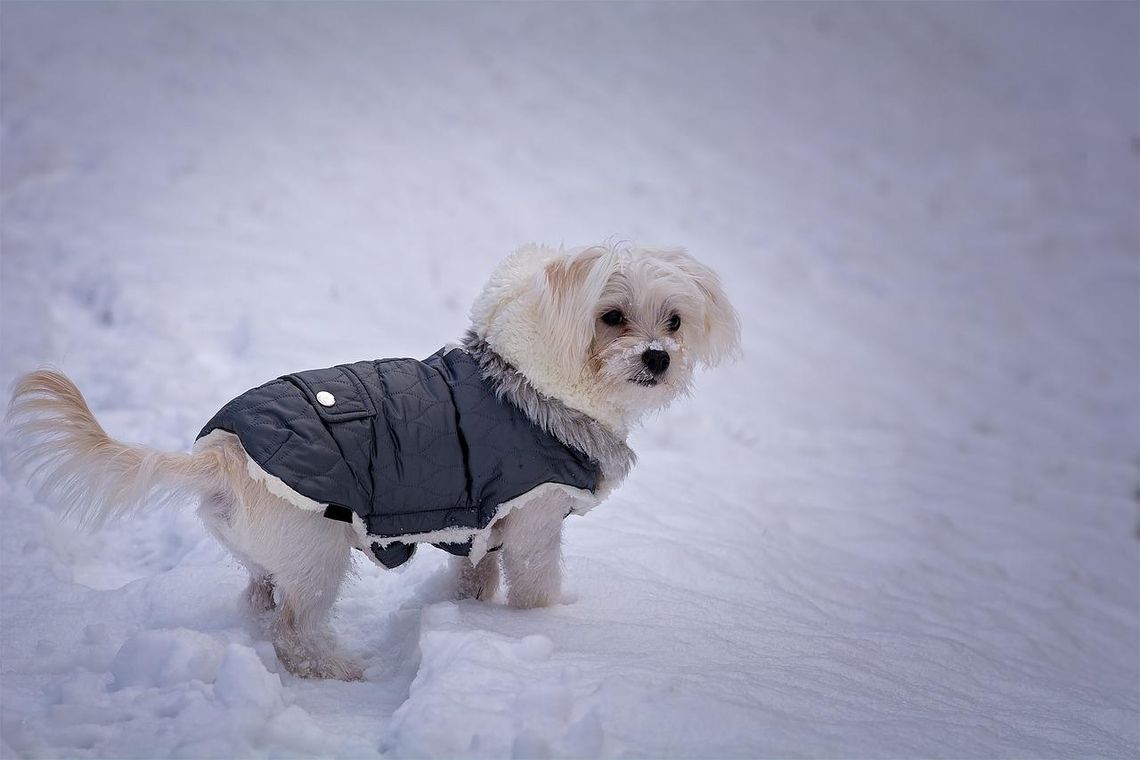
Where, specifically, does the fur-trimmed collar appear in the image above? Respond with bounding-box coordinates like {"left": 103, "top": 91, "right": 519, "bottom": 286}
{"left": 462, "top": 330, "right": 635, "bottom": 488}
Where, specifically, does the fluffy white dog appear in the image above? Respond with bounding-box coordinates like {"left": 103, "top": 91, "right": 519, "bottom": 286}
{"left": 8, "top": 244, "right": 739, "bottom": 679}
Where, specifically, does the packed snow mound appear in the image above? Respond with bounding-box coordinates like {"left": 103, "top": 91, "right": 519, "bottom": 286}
{"left": 2, "top": 2, "right": 1137, "bottom": 758}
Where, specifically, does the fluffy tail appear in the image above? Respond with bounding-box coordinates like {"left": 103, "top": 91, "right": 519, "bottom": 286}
{"left": 6, "top": 370, "right": 221, "bottom": 526}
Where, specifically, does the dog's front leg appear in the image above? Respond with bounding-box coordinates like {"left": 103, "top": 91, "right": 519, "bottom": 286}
{"left": 500, "top": 496, "right": 565, "bottom": 608}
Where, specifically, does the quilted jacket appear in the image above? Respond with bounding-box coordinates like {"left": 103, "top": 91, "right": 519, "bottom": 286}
{"left": 197, "top": 347, "right": 600, "bottom": 568}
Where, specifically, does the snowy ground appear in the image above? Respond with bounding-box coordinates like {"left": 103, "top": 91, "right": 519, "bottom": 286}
{"left": 1, "top": 2, "right": 1137, "bottom": 757}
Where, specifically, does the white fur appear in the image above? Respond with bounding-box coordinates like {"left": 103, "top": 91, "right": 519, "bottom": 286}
{"left": 6, "top": 243, "right": 739, "bottom": 680}
{"left": 470, "top": 244, "right": 739, "bottom": 434}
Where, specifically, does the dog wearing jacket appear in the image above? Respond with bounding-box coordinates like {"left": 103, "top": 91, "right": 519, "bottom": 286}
{"left": 8, "top": 244, "right": 740, "bottom": 679}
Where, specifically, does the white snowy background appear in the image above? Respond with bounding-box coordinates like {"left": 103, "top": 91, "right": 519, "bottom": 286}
{"left": 1, "top": 2, "right": 1137, "bottom": 758}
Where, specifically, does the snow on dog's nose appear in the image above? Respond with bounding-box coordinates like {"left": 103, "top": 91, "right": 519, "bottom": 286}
{"left": 641, "top": 349, "right": 670, "bottom": 375}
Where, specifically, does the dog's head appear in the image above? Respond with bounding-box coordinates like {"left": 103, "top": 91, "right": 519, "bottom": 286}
{"left": 470, "top": 244, "right": 740, "bottom": 432}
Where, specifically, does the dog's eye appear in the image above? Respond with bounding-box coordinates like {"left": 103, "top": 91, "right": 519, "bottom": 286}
{"left": 667, "top": 314, "right": 681, "bottom": 332}
{"left": 601, "top": 309, "right": 625, "bottom": 326}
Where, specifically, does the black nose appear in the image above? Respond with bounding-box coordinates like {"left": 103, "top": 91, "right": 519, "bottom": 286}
{"left": 642, "top": 349, "right": 670, "bottom": 375}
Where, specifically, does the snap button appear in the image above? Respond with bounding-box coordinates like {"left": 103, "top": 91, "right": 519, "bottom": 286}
{"left": 316, "top": 391, "right": 336, "bottom": 407}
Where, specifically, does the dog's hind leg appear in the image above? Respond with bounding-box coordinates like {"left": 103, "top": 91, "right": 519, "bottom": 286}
{"left": 193, "top": 444, "right": 362, "bottom": 680}
{"left": 253, "top": 499, "right": 361, "bottom": 680}
{"left": 196, "top": 490, "right": 276, "bottom": 614}
{"left": 269, "top": 538, "right": 360, "bottom": 680}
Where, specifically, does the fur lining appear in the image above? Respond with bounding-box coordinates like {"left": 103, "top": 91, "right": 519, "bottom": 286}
{"left": 462, "top": 330, "right": 635, "bottom": 494}
{"left": 468, "top": 482, "right": 596, "bottom": 564}
{"left": 365, "top": 482, "right": 597, "bottom": 566}
{"left": 246, "top": 456, "right": 328, "bottom": 513}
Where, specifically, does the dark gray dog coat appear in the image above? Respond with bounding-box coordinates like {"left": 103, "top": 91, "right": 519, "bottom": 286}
{"left": 197, "top": 347, "right": 600, "bottom": 569}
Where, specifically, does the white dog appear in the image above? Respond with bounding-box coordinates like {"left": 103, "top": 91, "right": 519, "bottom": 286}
{"left": 8, "top": 244, "right": 739, "bottom": 680}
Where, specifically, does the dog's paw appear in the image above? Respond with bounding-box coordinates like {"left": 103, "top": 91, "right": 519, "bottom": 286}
{"left": 505, "top": 568, "right": 561, "bottom": 609}
{"left": 322, "top": 656, "right": 365, "bottom": 682}
{"left": 273, "top": 640, "right": 364, "bottom": 681}
{"left": 283, "top": 652, "right": 364, "bottom": 681}
{"left": 507, "top": 587, "right": 558, "bottom": 609}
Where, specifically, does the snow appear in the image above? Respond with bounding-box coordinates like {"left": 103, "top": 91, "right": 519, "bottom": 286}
{"left": 1, "top": 2, "right": 1137, "bottom": 757}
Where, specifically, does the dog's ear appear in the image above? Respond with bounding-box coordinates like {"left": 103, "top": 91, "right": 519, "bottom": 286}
{"left": 543, "top": 247, "right": 606, "bottom": 302}
{"left": 541, "top": 247, "right": 612, "bottom": 374}
{"left": 650, "top": 248, "right": 741, "bottom": 367}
